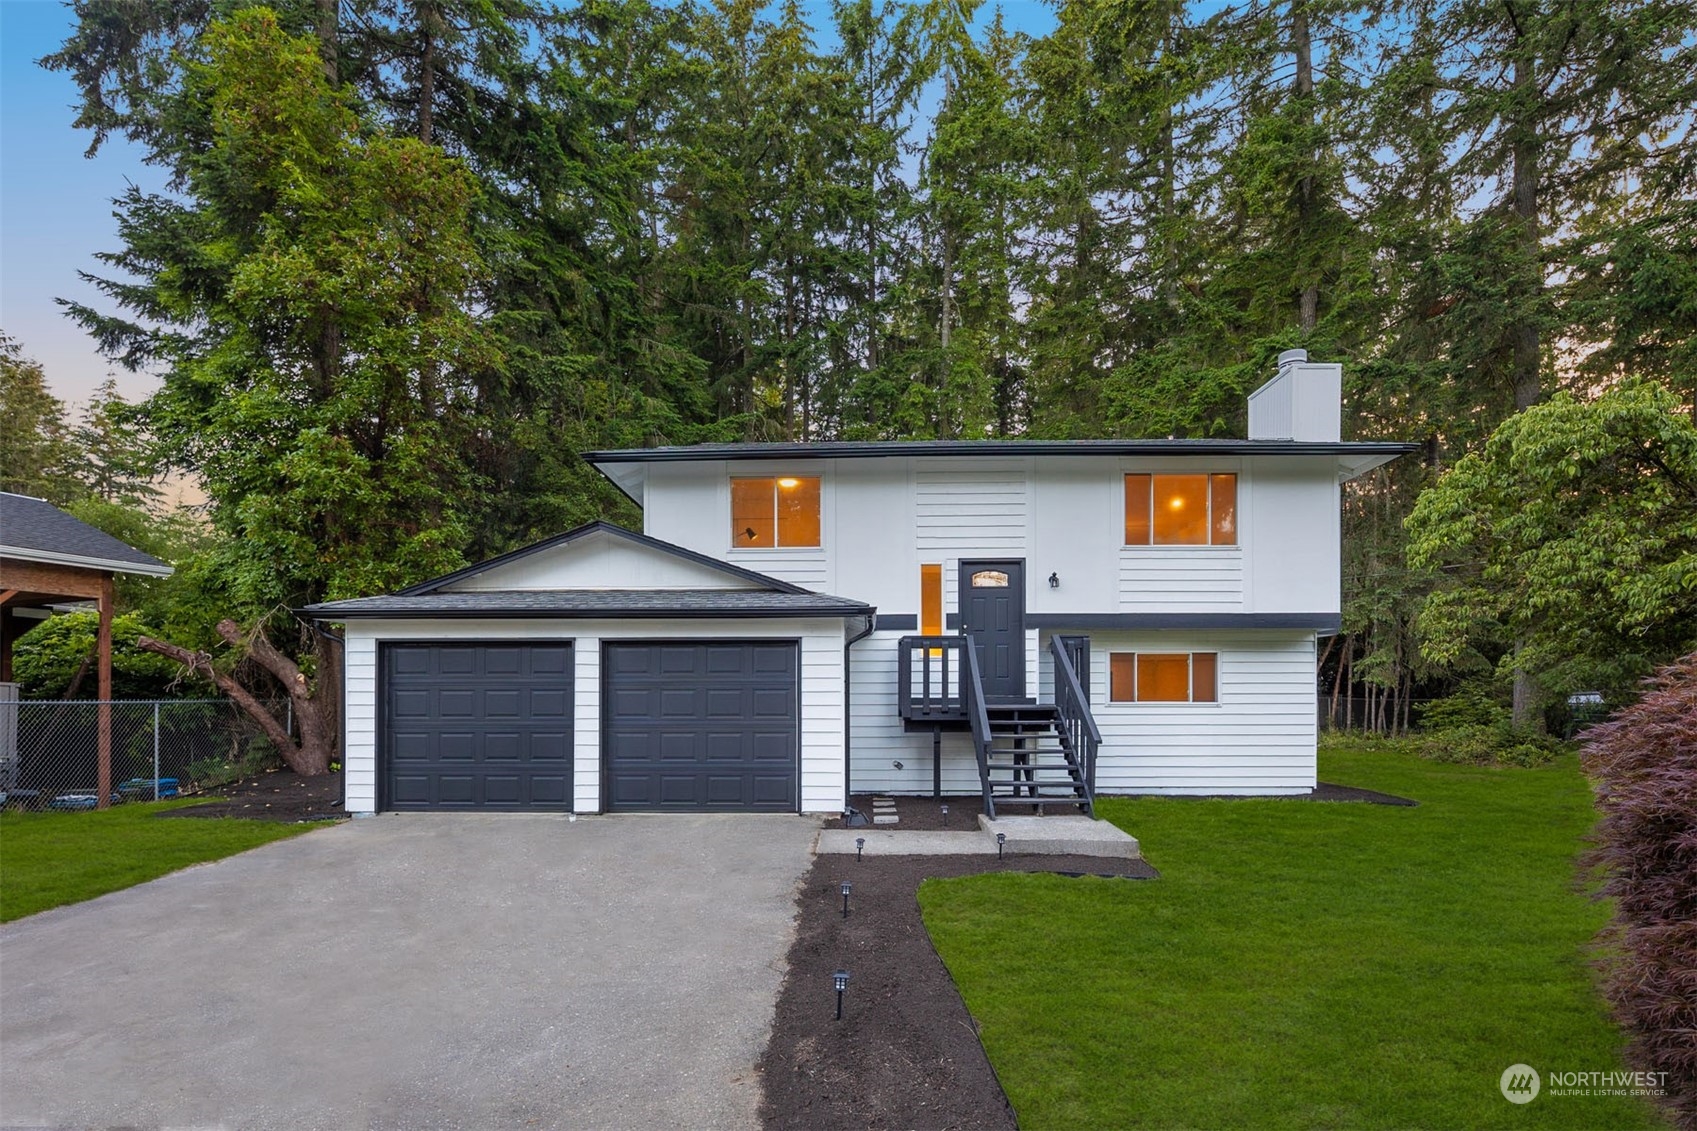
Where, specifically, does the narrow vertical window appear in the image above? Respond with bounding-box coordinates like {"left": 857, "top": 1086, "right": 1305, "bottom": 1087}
{"left": 1124, "top": 473, "right": 1152, "bottom": 545}
{"left": 731, "top": 478, "right": 775, "bottom": 547}
{"left": 1209, "top": 474, "right": 1237, "bottom": 546}
{"left": 1109, "top": 653, "right": 1136, "bottom": 702}
{"left": 919, "top": 564, "right": 942, "bottom": 637}
{"left": 776, "top": 476, "right": 821, "bottom": 546}
{"left": 1191, "top": 652, "right": 1218, "bottom": 702}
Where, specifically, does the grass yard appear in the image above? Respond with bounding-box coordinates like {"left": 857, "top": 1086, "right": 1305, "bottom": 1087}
{"left": 920, "top": 745, "right": 1666, "bottom": 1130}
{"left": 0, "top": 802, "right": 318, "bottom": 923}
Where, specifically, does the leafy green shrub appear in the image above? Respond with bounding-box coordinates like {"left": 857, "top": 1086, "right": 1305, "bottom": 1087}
{"left": 1582, "top": 653, "right": 1697, "bottom": 1128}
{"left": 1417, "top": 690, "right": 1510, "bottom": 732}
{"left": 1412, "top": 723, "right": 1565, "bottom": 767}
{"left": 12, "top": 612, "right": 190, "bottom": 699}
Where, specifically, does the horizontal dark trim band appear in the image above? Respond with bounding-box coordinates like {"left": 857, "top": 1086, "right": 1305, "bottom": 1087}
{"left": 1025, "top": 613, "right": 1340, "bottom": 632}
{"left": 874, "top": 614, "right": 918, "bottom": 631}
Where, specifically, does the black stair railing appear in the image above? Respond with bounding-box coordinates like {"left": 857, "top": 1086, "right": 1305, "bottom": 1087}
{"left": 1049, "top": 636, "right": 1102, "bottom": 801}
{"left": 958, "top": 634, "right": 997, "bottom": 819}
{"left": 897, "top": 635, "right": 968, "bottom": 722}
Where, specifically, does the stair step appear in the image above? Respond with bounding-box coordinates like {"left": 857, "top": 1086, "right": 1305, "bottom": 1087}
{"left": 991, "top": 795, "right": 1089, "bottom": 806}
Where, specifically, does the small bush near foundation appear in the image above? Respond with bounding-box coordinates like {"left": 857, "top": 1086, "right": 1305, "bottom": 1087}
{"left": 1583, "top": 653, "right": 1697, "bottom": 1129}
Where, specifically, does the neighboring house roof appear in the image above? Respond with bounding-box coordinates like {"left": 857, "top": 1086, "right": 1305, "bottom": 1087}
{"left": 301, "top": 589, "right": 873, "bottom": 619}
{"left": 399, "top": 520, "right": 810, "bottom": 596}
{"left": 302, "top": 521, "right": 873, "bottom": 620}
{"left": 0, "top": 492, "right": 173, "bottom": 577}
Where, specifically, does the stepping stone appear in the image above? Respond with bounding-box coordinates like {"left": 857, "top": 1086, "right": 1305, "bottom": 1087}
{"left": 872, "top": 814, "right": 900, "bottom": 825}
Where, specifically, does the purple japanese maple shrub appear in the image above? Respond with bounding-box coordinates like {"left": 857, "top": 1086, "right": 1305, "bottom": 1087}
{"left": 1583, "top": 652, "right": 1697, "bottom": 1128}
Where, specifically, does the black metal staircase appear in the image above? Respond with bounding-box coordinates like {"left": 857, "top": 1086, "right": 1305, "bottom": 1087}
{"left": 897, "top": 632, "right": 1100, "bottom": 819}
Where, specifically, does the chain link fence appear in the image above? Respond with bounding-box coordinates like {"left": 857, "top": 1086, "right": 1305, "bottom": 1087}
{"left": 0, "top": 692, "right": 290, "bottom": 811}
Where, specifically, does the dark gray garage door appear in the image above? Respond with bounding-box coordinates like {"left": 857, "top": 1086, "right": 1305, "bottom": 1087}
{"left": 603, "top": 642, "right": 798, "bottom": 812}
{"left": 382, "top": 643, "right": 573, "bottom": 810}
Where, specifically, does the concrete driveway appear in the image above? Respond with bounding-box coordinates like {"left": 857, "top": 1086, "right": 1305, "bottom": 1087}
{"left": 0, "top": 813, "right": 819, "bottom": 1130}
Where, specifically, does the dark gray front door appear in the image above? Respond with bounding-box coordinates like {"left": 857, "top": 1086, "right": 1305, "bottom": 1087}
{"left": 382, "top": 643, "right": 573, "bottom": 810}
{"left": 603, "top": 642, "right": 799, "bottom": 812}
{"left": 959, "top": 559, "right": 1025, "bottom": 700}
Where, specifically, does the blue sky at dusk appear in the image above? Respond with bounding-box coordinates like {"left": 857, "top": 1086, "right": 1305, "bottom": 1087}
{"left": 1, "top": 0, "right": 1063, "bottom": 411}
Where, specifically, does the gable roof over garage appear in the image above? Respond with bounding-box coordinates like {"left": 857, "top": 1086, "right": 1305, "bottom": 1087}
{"left": 301, "top": 521, "right": 872, "bottom": 620}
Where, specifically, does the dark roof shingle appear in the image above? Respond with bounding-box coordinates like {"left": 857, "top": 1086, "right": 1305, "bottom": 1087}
{"left": 0, "top": 492, "right": 172, "bottom": 575}
{"left": 301, "top": 589, "right": 872, "bottom": 619}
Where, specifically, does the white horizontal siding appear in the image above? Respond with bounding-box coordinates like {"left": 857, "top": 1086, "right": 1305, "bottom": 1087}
{"left": 848, "top": 632, "right": 982, "bottom": 795}
{"left": 722, "top": 548, "right": 829, "bottom": 591}
{"left": 340, "top": 618, "right": 845, "bottom": 815}
{"left": 916, "top": 468, "right": 1027, "bottom": 614}
{"left": 1081, "top": 629, "right": 1317, "bottom": 795}
{"left": 1118, "top": 547, "right": 1244, "bottom": 611}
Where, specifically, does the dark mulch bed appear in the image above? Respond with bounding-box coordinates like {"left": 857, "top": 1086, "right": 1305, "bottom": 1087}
{"left": 159, "top": 768, "right": 346, "bottom": 822}
{"left": 759, "top": 850, "right": 1158, "bottom": 1130}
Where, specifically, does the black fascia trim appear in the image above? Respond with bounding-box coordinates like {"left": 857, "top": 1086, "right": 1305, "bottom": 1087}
{"left": 1025, "top": 613, "right": 1341, "bottom": 632}
{"left": 584, "top": 440, "right": 1421, "bottom": 463}
{"left": 297, "top": 604, "right": 873, "bottom": 620}
{"left": 397, "top": 521, "right": 811, "bottom": 596}
{"left": 874, "top": 614, "right": 918, "bottom": 631}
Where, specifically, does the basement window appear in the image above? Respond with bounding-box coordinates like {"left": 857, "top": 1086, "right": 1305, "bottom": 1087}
{"left": 731, "top": 476, "right": 820, "bottom": 548}
{"left": 1125, "top": 474, "right": 1237, "bottom": 546}
{"left": 1108, "top": 652, "right": 1218, "bottom": 703}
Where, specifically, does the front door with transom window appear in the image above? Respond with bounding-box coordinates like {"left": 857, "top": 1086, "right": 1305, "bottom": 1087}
{"left": 959, "top": 559, "right": 1025, "bottom": 701}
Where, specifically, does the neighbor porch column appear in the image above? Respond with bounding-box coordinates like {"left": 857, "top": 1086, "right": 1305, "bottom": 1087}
{"left": 97, "top": 572, "right": 113, "bottom": 809}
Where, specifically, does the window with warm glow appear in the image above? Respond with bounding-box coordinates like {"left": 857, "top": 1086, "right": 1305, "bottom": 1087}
{"left": 730, "top": 476, "right": 820, "bottom": 547}
{"left": 919, "top": 564, "right": 942, "bottom": 636}
{"left": 1124, "top": 473, "right": 1237, "bottom": 545}
{"left": 1108, "top": 652, "right": 1218, "bottom": 703}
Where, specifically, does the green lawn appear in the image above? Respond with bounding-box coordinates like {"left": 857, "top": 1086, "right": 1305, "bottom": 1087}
{"left": 0, "top": 801, "right": 320, "bottom": 923}
{"left": 920, "top": 746, "right": 1665, "bottom": 1130}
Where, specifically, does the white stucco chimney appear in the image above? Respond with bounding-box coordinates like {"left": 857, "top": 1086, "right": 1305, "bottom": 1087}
{"left": 1247, "top": 348, "right": 1342, "bottom": 442}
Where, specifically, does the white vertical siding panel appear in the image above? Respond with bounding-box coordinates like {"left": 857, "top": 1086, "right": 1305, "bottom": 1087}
{"left": 573, "top": 636, "right": 601, "bottom": 812}
{"left": 799, "top": 630, "right": 846, "bottom": 813}
{"left": 344, "top": 629, "right": 378, "bottom": 813}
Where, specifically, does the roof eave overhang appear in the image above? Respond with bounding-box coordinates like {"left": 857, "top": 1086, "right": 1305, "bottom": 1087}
{"left": 297, "top": 605, "right": 874, "bottom": 621}
{"left": 0, "top": 546, "right": 174, "bottom": 578}
{"left": 584, "top": 440, "right": 1422, "bottom": 464}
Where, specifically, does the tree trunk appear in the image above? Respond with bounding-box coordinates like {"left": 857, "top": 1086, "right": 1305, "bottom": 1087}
{"left": 137, "top": 619, "right": 337, "bottom": 775}
{"left": 1293, "top": 0, "right": 1318, "bottom": 335}
{"left": 1510, "top": 48, "right": 1541, "bottom": 410}
{"left": 316, "top": 0, "right": 339, "bottom": 86}
{"left": 417, "top": 1, "right": 437, "bottom": 145}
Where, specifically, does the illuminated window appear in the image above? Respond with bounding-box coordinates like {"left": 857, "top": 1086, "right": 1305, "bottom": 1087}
{"left": 1124, "top": 474, "right": 1237, "bottom": 546}
{"left": 731, "top": 477, "right": 820, "bottom": 547}
{"left": 1108, "top": 652, "right": 1219, "bottom": 703}
{"left": 920, "top": 564, "right": 942, "bottom": 637}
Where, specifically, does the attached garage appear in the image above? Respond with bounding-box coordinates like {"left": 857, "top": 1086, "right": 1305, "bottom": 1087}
{"left": 603, "top": 641, "right": 799, "bottom": 812}
{"left": 307, "top": 522, "right": 869, "bottom": 816}
{"left": 382, "top": 643, "right": 573, "bottom": 810}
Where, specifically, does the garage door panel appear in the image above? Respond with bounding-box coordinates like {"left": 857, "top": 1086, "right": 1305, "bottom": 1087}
{"left": 381, "top": 643, "right": 574, "bottom": 811}
{"left": 604, "top": 642, "right": 798, "bottom": 813}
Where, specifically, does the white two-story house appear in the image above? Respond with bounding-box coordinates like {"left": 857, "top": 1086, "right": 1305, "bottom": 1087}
{"left": 307, "top": 351, "right": 1413, "bottom": 816}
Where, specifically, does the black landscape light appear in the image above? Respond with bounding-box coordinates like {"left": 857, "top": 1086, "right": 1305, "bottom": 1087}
{"left": 834, "top": 969, "right": 850, "bottom": 1020}
{"left": 855, "top": 836, "right": 865, "bottom": 862}
{"left": 997, "top": 831, "right": 1007, "bottom": 860}
{"left": 940, "top": 803, "right": 949, "bottom": 826}
{"left": 840, "top": 880, "right": 852, "bottom": 918}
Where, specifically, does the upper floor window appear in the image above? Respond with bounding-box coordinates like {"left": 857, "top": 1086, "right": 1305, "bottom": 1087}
{"left": 731, "top": 476, "right": 820, "bottom": 548}
{"left": 1125, "top": 473, "right": 1236, "bottom": 546}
